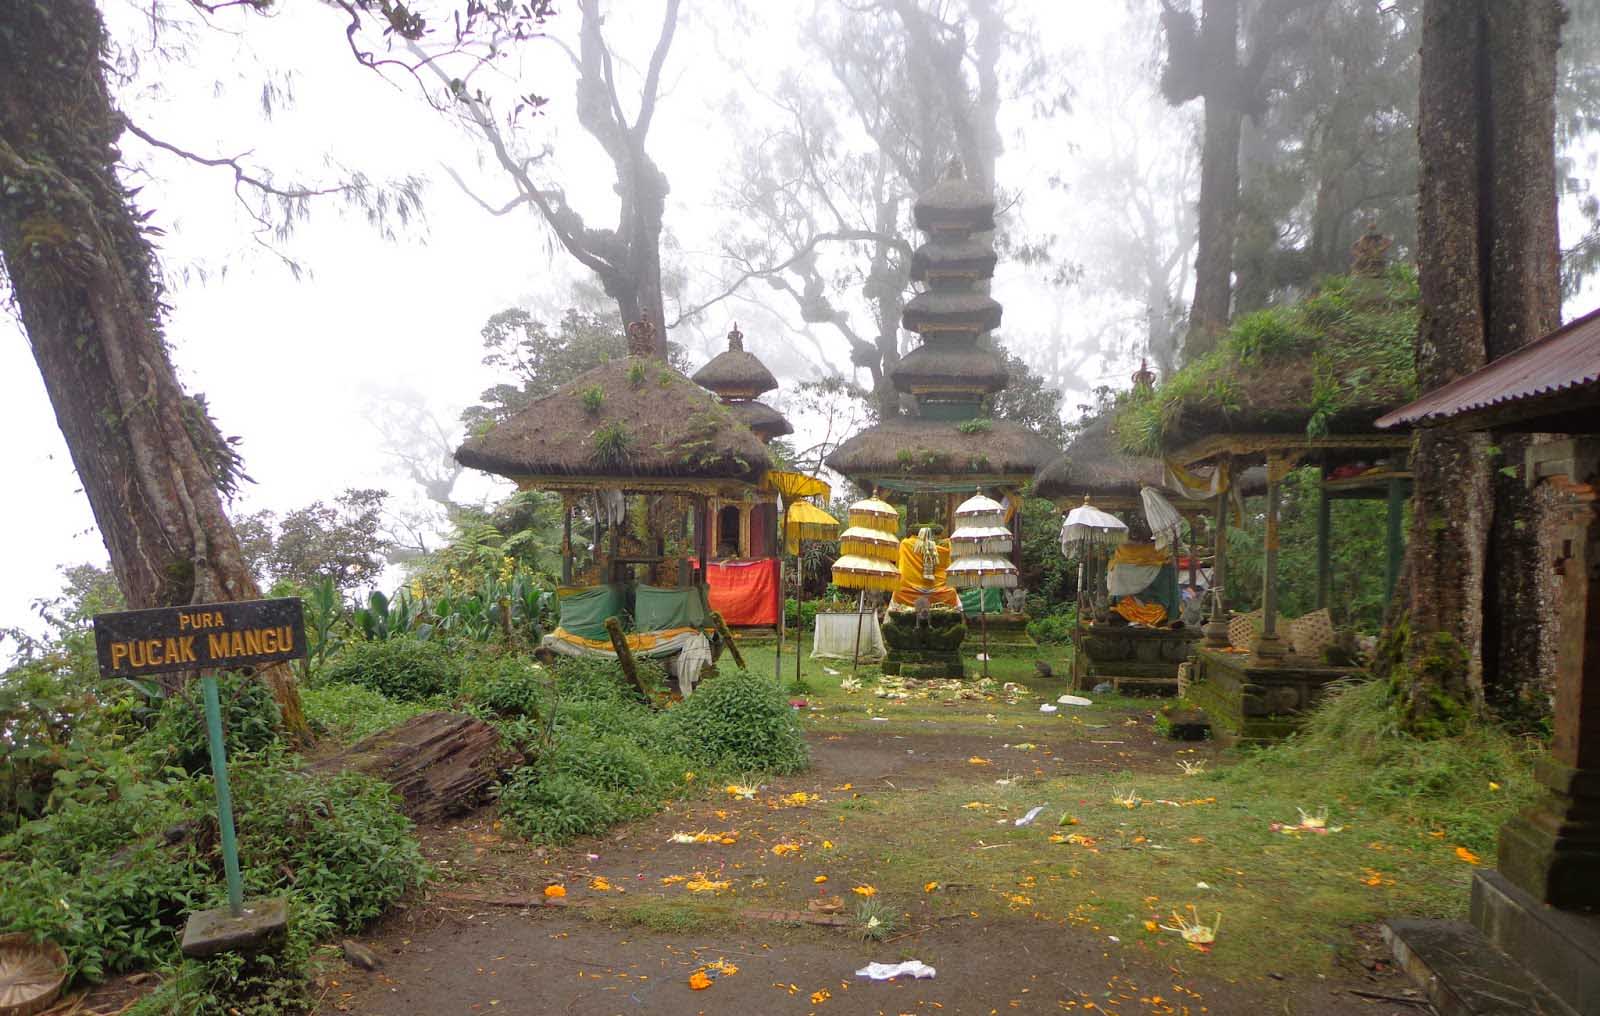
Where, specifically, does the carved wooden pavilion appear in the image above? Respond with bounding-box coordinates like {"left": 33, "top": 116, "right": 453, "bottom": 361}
{"left": 455, "top": 319, "right": 771, "bottom": 689}
{"left": 1117, "top": 269, "right": 1418, "bottom": 739}
{"left": 1033, "top": 406, "right": 1264, "bottom": 693}
{"left": 1377, "top": 304, "right": 1600, "bottom": 1015}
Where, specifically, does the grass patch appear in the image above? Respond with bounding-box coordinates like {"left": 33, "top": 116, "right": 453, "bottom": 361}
{"left": 302, "top": 683, "right": 439, "bottom": 742}
{"left": 596, "top": 896, "right": 738, "bottom": 934}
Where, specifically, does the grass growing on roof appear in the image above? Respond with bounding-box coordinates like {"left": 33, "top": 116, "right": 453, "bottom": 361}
{"left": 1117, "top": 266, "right": 1419, "bottom": 455}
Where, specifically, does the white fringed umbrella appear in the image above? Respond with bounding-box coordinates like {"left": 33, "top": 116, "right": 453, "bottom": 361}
{"left": 1060, "top": 496, "right": 1129, "bottom": 560}
{"left": 949, "top": 494, "right": 1019, "bottom": 678}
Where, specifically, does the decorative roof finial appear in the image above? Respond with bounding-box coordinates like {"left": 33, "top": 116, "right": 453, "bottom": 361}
{"left": 626, "top": 312, "right": 657, "bottom": 358}
{"left": 727, "top": 322, "right": 744, "bottom": 352}
{"left": 1132, "top": 358, "right": 1156, "bottom": 390}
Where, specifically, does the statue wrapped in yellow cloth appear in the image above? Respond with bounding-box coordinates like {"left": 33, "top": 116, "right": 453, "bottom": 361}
{"left": 1106, "top": 524, "right": 1178, "bottom": 626}
{"left": 891, "top": 526, "right": 960, "bottom": 609}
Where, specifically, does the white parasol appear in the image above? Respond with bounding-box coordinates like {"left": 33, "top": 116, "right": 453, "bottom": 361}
{"left": 1140, "top": 486, "right": 1185, "bottom": 551}
{"left": 1059, "top": 496, "right": 1129, "bottom": 560}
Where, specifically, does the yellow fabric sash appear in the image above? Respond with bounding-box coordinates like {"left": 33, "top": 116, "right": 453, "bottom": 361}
{"left": 1114, "top": 596, "right": 1167, "bottom": 626}
{"left": 1110, "top": 542, "right": 1170, "bottom": 568}
{"left": 550, "top": 626, "right": 700, "bottom": 652}
{"left": 891, "top": 535, "right": 959, "bottom": 609}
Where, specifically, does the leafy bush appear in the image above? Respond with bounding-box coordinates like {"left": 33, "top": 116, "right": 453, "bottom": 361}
{"left": 496, "top": 771, "right": 622, "bottom": 843}
{"left": 321, "top": 638, "right": 463, "bottom": 700}
{"left": 302, "top": 683, "right": 435, "bottom": 743}
{"left": 664, "top": 668, "right": 808, "bottom": 775}
{"left": 145, "top": 671, "right": 282, "bottom": 774}
{"left": 783, "top": 597, "right": 820, "bottom": 630}
{"left": 463, "top": 655, "right": 551, "bottom": 719}
{"left": 0, "top": 753, "right": 426, "bottom": 984}
{"left": 1027, "top": 606, "right": 1077, "bottom": 646}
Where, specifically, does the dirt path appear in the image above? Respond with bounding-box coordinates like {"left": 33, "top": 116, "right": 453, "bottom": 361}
{"left": 325, "top": 708, "right": 1426, "bottom": 1016}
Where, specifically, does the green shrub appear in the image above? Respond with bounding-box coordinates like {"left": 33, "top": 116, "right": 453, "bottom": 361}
{"left": 145, "top": 671, "right": 282, "bottom": 775}
{"left": 0, "top": 753, "right": 426, "bottom": 984}
{"left": 496, "top": 770, "right": 622, "bottom": 843}
{"left": 1027, "top": 607, "right": 1077, "bottom": 646}
{"left": 664, "top": 668, "right": 808, "bottom": 774}
{"left": 783, "top": 597, "right": 820, "bottom": 630}
{"left": 321, "top": 639, "right": 462, "bottom": 701}
{"left": 302, "top": 683, "right": 435, "bottom": 743}
{"left": 464, "top": 656, "right": 552, "bottom": 718}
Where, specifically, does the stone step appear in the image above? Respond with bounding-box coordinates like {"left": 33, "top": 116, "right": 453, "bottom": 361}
{"left": 1384, "top": 916, "right": 1578, "bottom": 1015}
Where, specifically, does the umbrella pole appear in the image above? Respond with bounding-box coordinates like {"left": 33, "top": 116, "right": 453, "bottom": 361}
{"left": 796, "top": 551, "right": 804, "bottom": 688}
{"left": 777, "top": 504, "right": 788, "bottom": 682}
{"left": 980, "top": 599, "right": 990, "bottom": 679}
{"left": 849, "top": 589, "right": 866, "bottom": 678}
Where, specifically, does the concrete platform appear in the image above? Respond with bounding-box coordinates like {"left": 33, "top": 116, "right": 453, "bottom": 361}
{"left": 1385, "top": 870, "right": 1600, "bottom": 1016}
{"left": 181, "top": 896, "right": 289, "bottom": 958}
{"left": 1181, "top": 646, "right": 1356, "bottom": 743}
{"left": 1074, "top": 623, "right": 1199, "bottom": 696}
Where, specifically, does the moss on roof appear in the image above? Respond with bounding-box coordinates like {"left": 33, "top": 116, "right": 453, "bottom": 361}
{"left": 1116, "top": 267, "right": 1420, "bottom": 457}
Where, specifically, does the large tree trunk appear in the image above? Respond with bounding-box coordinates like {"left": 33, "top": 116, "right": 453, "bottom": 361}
{"left": 1401, "top": 0, "right": 1565, "bottom": 730}
{"left": 1481, "top": 0, "right": 1567, "bottom": 721}
{"left": 0, "top": 1, "right": 308, "bottom": 737}
{"left": 1165, "top": 0, "right": 1243, "bottom": 364}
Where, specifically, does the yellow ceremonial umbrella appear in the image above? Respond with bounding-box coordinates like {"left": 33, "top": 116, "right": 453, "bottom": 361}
{"left": 761, "top": 470, "right": 833, "bottom": 685}
{"left": 784, "top": 499, "right": 840, "bottom": 555}
{"left": 832, "top": 495, "right": 903, "bottom": 677}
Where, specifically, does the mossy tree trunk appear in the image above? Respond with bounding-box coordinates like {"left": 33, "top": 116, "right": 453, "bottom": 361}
{"left": 1481, "top": 1, "right": 1566, "bottom": 720}
{"left": 0, "top": 0, "right": 307, "bottom": 738}
{"left": 1401, "top": 0, "right": 1565, "bottom": 732}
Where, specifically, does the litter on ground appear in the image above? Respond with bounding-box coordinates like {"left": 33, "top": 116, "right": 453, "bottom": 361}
{"left": 856, "top": 960, "right": 937, "bottom": 981}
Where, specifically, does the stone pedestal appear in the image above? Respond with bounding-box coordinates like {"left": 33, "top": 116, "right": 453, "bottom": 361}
{"left": 1182, "top": 646, "right": 1354, "bottom": 742}
{"left": 1075, "top": 623, "right": 1201, "bottom": 695}
{"left": 882, "top": 606, "right": 967, "bottom": 680}
{"left": 1497, "top": 759, "right": 1600, "bottom": 911}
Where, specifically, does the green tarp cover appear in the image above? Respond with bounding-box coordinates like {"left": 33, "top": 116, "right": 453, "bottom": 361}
{"left": 558, "top": 584, "right": 626, "bottom": 640}
{"left": 635, "top": 584, "right": 710, "bottom": 632}
{"left": 960, "top": 587, "right": 1006, "bottom": 613}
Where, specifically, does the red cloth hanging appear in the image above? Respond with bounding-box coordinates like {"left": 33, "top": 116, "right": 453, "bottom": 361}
{"left": 703, "top": 558, "right": 780, "bottom": 626}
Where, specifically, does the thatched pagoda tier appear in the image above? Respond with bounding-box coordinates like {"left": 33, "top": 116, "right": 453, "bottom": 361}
{"left": 827, "top": 417, "right": 1054, "bottom": 490}
{"left": 456, "top": 355, "right": 770, "bottom": 493}
{"left": 691, "top": 324, "right": 779, "bottom": 400}
{"left": 727, "top": 399, "right": 793, "bottom": 441}
{"left": 912, "top": 173, "right": 995, "bottom": 232}
{"left": 900, "top": 289, "right": 1004, "bottom": 336}
{"left": 911, "top": 235, "right": 998, "bottom": 282}
{"left": 889, "top": 343, "right": 1009, "bottom": 400}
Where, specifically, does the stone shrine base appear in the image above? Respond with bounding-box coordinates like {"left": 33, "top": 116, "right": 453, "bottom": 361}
{"left": 1385, "top": 870, "right": 1600, "bottom": 1015}
{"left": 1075, "top": 623, "right": 1201, "bottom": 695}
{"left": 966, "top": 612, "right": 1036, "bottom": 650}
{"left": 881, "top": 649, "right": 966, "bottom": 679}
{"left": 1179, "top": 646, "right": 1355, "bottom": 743}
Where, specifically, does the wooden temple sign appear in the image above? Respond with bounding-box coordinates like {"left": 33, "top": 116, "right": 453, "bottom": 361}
{"left": 94, "top": 598, "right": 306, "bottom": 677}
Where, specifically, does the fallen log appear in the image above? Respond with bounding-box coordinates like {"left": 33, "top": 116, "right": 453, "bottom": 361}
{"left": 309, "top": 711, "right": 520, "bottom": 824}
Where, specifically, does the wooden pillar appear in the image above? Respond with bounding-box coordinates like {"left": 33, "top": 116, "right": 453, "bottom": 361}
{"left": 561, "top": 501, "right": 574, "bottom": 586}
{"left": 739, "top": 504, "right": 752, "bottom": 558}
{"left": 1315, "top": 478, "right": 1332, "bottom": 611}
{"left": 1496, "top": 438, "right": 1600, "bottom": 908}
{"left": 1251, "top": 456, "right": 1288, "bottom": 660}
{"left": 1384, "top": 476, "right": 1405, "bottom": 605}
{"left": 1202, "top": 489, "right": 1231, "bottom": 647}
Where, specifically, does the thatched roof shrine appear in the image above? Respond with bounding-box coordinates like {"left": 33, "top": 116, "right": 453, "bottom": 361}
{"left": 728, "top": 399, "right": 794, "bottom": 441}
{"left": 690, "top": 324, "right": 779, "bottom": 399}
{"left": 1115, "top": 269, "right": 1420, "bottom": 466}
{"left": 456, "top": 353, "right": 770, "bottom": 493}
{"left": 1033, "top": 413, "right": 1265, "bottom": 509}
{"left": 828, "top": 416, "right": 1054, "bottom": 491}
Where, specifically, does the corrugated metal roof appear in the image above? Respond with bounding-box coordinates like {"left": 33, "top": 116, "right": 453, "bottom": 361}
{"left": 1376, "top": 305, "right": 1600, "bottom": 428}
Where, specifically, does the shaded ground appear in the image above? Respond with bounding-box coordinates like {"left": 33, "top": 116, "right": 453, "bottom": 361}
{"left": 324, "top": 658, "right": 1431, "bottom": 1015}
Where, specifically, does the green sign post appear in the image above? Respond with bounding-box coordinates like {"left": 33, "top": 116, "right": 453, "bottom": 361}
{"left": 93, "top": 598, "right": 304, "bottom": 955}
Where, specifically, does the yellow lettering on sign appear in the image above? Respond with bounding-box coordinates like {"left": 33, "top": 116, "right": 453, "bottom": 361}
{"left": 179, "top": 636, "right": 197, "bottom": 663}
{"left": 276, "top": 625, "right": 294, "bottom": 653}
{"left": 260, "top": 629, "right": 277, "bottom": 654}
{"left": 128, "top": 640, "right": 147, "bottom": 668}
{"left": 243, "top": 629, "right": 263, "bottom": 655}
{"left": 110, "top": 642, "right": 129, "bottom": 669}
{"left": 209, "top": 633, "right": 230, "bottom": 658}
{"left": 229, "top": 631, "right": 246, "bottom": 656}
